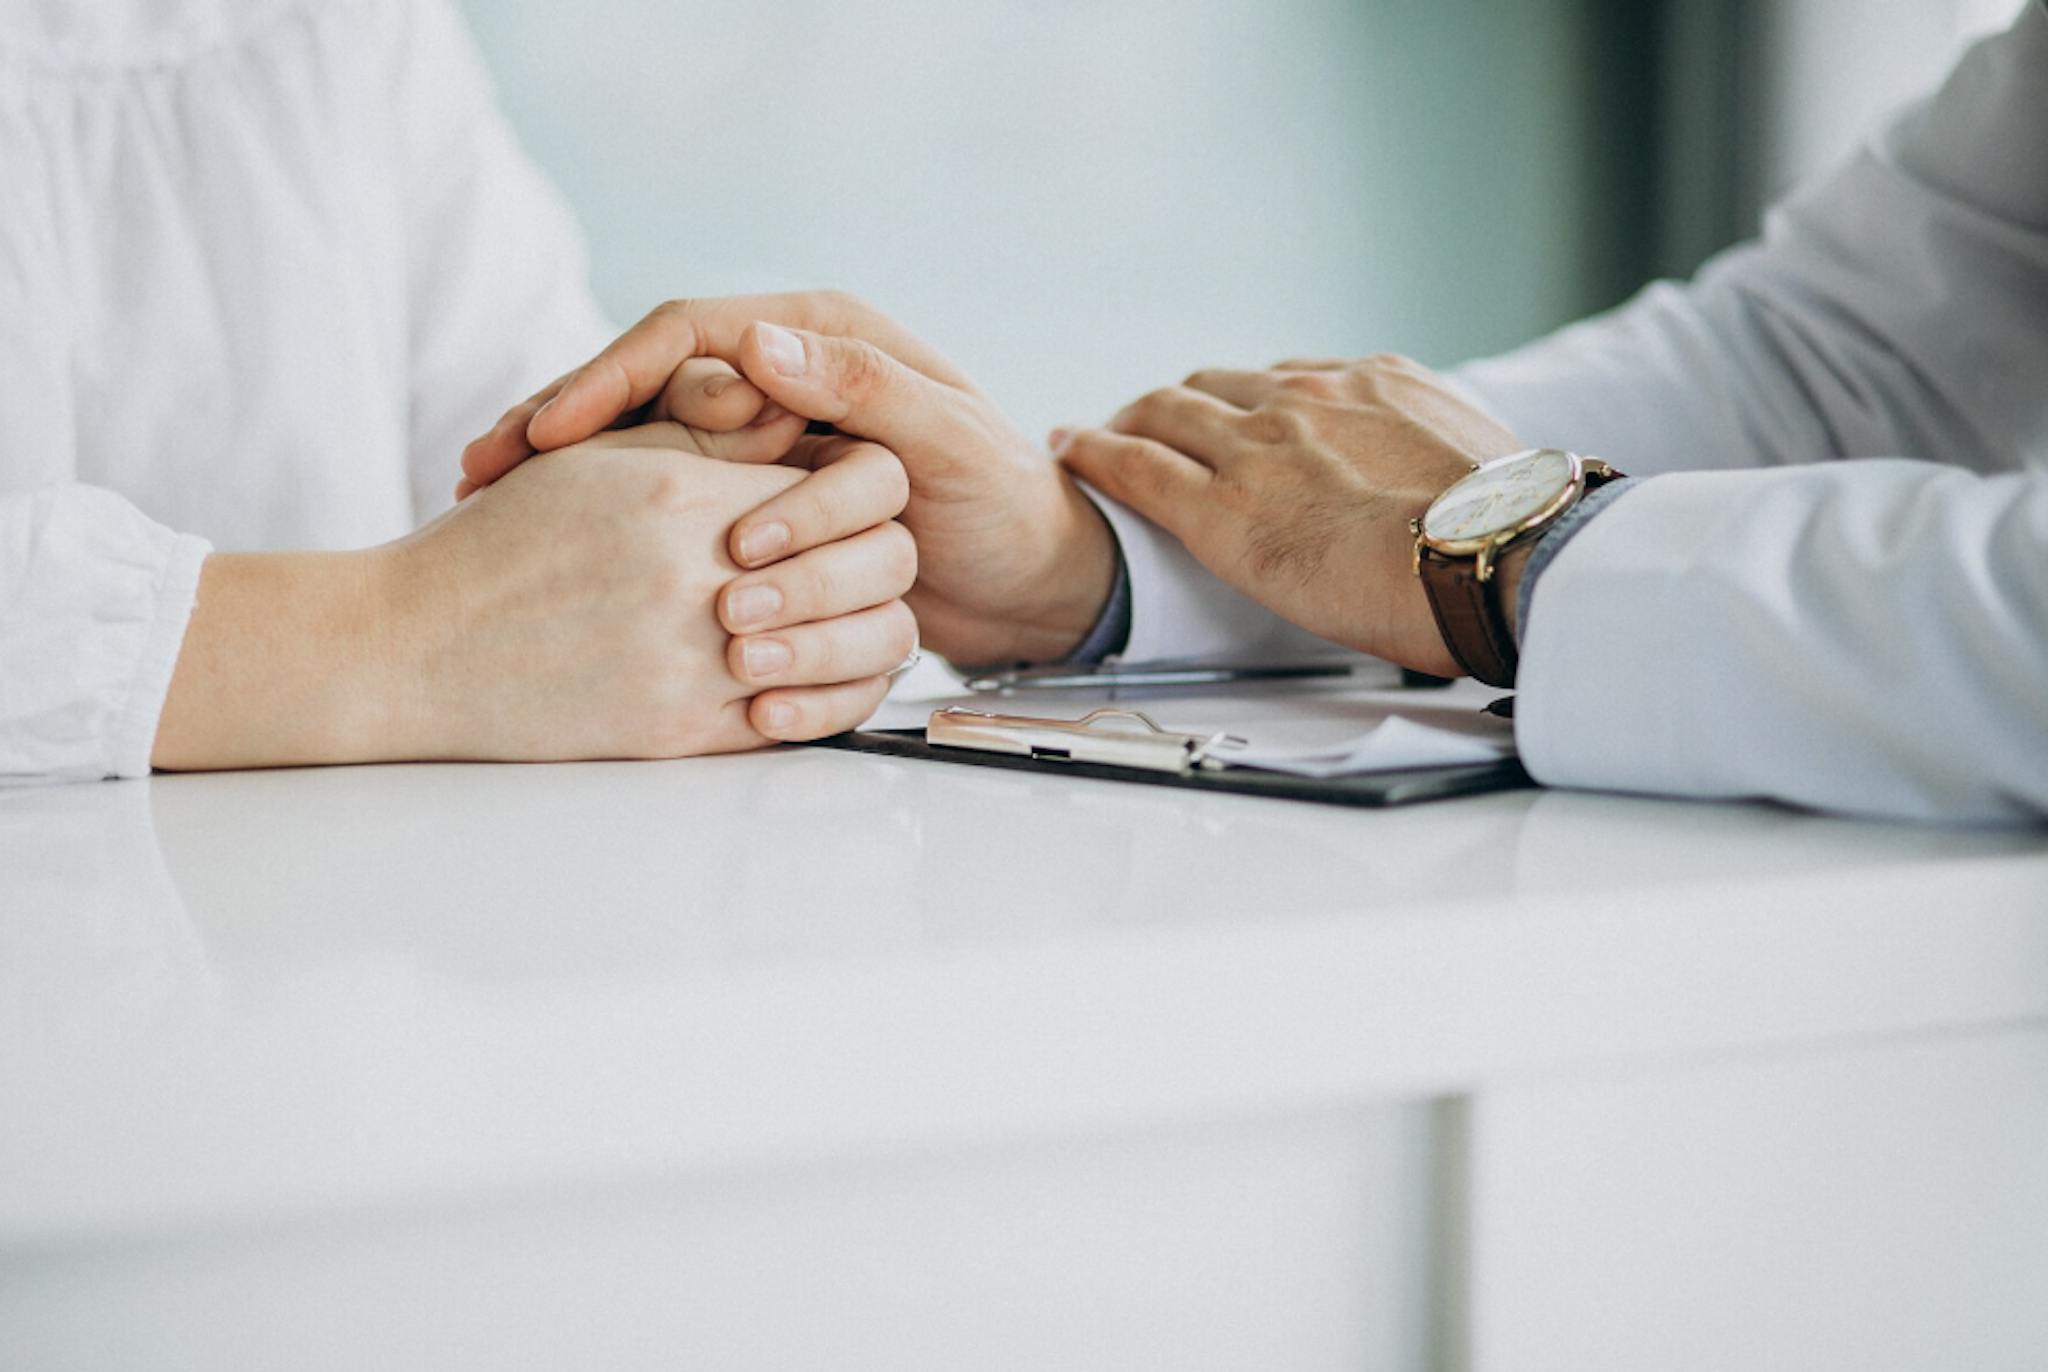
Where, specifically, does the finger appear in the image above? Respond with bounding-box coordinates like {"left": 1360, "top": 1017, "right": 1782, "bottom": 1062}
{"left": 1272, "top": 357, "right": 1347, "bottom": 370}
{"left": 1179, "top": 368, "right": 1284, "bottom": 410}
{"left": 1055, "top": 428, "right": 1212, "bottom": 537}
{"left": 560, "top": 414, "right": 811, "bottom": 466}
{"left": 526, "top": 293, "right": 971, "bottom": 458}
{"left": 735, "top": 322, "right": 981, "bottom": 463}
{"left": 691, "top": 405, "right": 811, "bottom": 465}
{"left": 524, "top": 305, "right": 728, "bottom": 455}
{"left": 728, "top": 600, "right": 919, "bottom": 689}
{"left": 720, "top": 521, "right": 917, "bottom": 634}
{"left": 460, "top": 371, "right": 572, "bottom": 487}
{"left": 658, "top": 357, "right": 770, "bottom": 432}
{"left": 750, "top": 674, "right": 894, "bottom": 743}
{"left": 728, "top": 439, "right": 910, "bottom": 568}
{"left": 1106, "top": 385, "right": 1249, "bottom": 467}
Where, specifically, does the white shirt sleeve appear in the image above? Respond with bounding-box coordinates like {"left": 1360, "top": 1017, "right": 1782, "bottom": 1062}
{"left": 1, "top": 487, "right": 210, "bottom": 784}
{"left": 1091, "top": 490, "right": 1361, "bottom": 665}
{"left": 1486, "top": 3, "right": 2048, "bottom": 822}
{"left": 1451, "top": 5, "right": 2047, "bottom": 483}
{"left": 1517, "top": 463, "right": 2048, "bottom": 822}
{"left": 390, "top": 0, "right": 618, "bottom": 524}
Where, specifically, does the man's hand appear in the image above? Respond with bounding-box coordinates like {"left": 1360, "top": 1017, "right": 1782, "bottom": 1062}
{"left": 459, "top": 293, "right": 1117, "bottom": 667}
{"left": 1055, "top": 354, "right": 1524, "bottom": 677}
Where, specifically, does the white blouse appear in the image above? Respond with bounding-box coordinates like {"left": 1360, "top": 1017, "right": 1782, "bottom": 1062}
{"left": 0, "top": 0, "right": 611, "bottom": 782}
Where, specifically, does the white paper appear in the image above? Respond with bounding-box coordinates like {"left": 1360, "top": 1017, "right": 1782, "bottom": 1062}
{"left": 1207, "top": 714, "right": 1511, "bottom": 777}
{"left": 860, "top": 660, "right": 1516, "bottom": 776}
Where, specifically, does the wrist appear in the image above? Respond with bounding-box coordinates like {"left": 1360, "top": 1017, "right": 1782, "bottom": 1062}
{"left": 931, "top": 480, "right": 1117, "bottom": 667}
{"left": 152, "top": 549, "right": 419, "bottom": 770}
{"left": 1017, "top": 483, "right": 1120, "bottom": 660}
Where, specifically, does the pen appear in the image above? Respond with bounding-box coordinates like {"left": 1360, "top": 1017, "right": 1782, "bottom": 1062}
{"left": 961, "top": 662, "right": 1359, "bottom": 693}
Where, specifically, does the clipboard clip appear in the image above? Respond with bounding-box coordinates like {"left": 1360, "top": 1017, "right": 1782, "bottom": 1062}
{"left": 927, "top": 707, "right": 1244, "bottom": 775}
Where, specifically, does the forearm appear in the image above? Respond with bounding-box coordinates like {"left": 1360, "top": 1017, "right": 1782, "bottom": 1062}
{"left": 151, "top": 551, "right": 420, "bottom": 771}
{"left": 1454, "top": 6, "right": 2048, "bottom": 482}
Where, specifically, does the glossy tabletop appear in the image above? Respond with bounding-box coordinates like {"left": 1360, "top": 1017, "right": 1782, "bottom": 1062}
{"left": 5, "top": 716, "right": 2046, "bottom": 1250}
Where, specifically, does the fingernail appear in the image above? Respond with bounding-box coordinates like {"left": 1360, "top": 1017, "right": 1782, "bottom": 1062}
{"left": 531, "top": 396, "right": 556, "bottom": 430}
{"left": 755, "top": 323, "right": 807, "bottom": 377}
{"left": 736, "top": 520, "right": 791, "bottom": 566}
{"left": 742, "top": 637, "right": 794, "bottom": 678}
{"left": 725, "top": 583, "right": 783, "bottom": 627}
{"left": 761, "top": 700, "right": 798, "bottom": 732}
{"left": 703, "top": 374, "right": 736, "bottom": 399}
{"left": 1048, "top": 427, "right": 1073, "bottom": 455}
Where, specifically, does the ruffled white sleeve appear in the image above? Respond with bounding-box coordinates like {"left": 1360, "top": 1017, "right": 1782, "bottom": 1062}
{"left": 386, "top": 0, "right": 617, "bottom": 522}
{"left": 1, "top": 487, "right": 210, "bottom": 784}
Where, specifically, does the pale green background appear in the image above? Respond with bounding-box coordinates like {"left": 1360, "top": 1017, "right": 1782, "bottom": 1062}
{"left": 462, "top": 1, "right": 1620, "bottom": 437}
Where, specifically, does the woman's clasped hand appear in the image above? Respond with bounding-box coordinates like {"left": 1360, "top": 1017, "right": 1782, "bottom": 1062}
{"left": 151, "top": 424, "right": 917, "bottom": 770}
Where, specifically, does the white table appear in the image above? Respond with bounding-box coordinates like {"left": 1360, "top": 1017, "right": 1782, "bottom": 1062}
{"left": 4, "top": 724, "right": 2046, "bottom": 1370}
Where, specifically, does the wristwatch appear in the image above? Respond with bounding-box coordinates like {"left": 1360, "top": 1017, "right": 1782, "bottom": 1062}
{"left": 1409, "top": 447, "right": 1621, "bottom": 687}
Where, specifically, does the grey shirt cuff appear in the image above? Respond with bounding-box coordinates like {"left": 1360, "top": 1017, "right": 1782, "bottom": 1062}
{"left": 1064, "top": 529, "right": 1133, "bottom": 665}
{"left": 1515, "top": 478, "right": 1636, "bottom": 643}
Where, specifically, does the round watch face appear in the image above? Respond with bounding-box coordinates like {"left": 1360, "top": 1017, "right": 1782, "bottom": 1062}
{"left": 1422, "top": 448, "right": 1576, "bottom": 544}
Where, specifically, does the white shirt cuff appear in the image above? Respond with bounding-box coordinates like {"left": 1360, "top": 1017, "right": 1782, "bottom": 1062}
{"left": 1082, "top": 484, "right": 1370, "bottom": 666}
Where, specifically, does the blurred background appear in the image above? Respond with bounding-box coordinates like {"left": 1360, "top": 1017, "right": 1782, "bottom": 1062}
{"left": 461, "top": 0, "right": 2025, "bottom": 439}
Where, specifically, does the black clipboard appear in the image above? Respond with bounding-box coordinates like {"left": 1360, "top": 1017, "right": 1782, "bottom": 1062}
{"left": 806, "top": 727, "right": 1531, "bottom": 809}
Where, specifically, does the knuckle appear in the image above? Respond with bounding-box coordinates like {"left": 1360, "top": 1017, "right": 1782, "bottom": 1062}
{"left": 1277, "top": 370, "right": 1337, "bottom": 398}
{"left": 788, "top": 556, "right": 833, "bottom": 616}
{"left": 1139, "top": 385, "right": 1182, "bottom": 417}
{"left": 1065, "top": 431, "right": 1131, "bottom": 489}
{"left": 816, "top": 288, "right": 873, "bottom": 317}
{"left": 1243, "top": 407, "right": 1298, "bottom": 446}
{"left": 1356, "top": 352, "right": 1418, "bottom": 394}
{"left": 833, "top": 340, "right": 893, "bottom": 401}
{"left": 1122, "top": 387, "right": 1177, "bottom": 431}
{"left": 643, "top": 468, "right": 693, "bottom": 514}
{"left": 865, "top": 447, "right": 911, "bottom": 515}
{"left": 797, "top": 626, "right": 837, "bottom": 680}
{"left": 651, "top": 297, "right": 699, "bottom": 326}
{"left": 881, "top": 603, "right": 919, "bottom": 661}
{"left": 882, "top": 520, "right": 918, "bottom": 588}
{"left": 790, "top": 480, "right": 838, "bottom": 541}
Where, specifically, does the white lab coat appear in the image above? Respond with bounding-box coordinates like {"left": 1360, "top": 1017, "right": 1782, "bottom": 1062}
{"left": 0, "top": 0, "right": 610, "bottom": 782}
{"left": 1097, "top": 1, "right": 2048, "bottom": 823}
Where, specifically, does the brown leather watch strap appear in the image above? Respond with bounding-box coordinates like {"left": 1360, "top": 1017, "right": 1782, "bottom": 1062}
{"left": 1413, "top": 462, "right": 1622, "bottom": 688}
{"left": 1418, "top": 550, "right": 1520, "bottom": 688}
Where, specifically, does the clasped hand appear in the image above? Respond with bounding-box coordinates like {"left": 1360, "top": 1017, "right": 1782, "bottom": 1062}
{"left": 456, "top": 297, "right": 1531, "bottom": 723}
